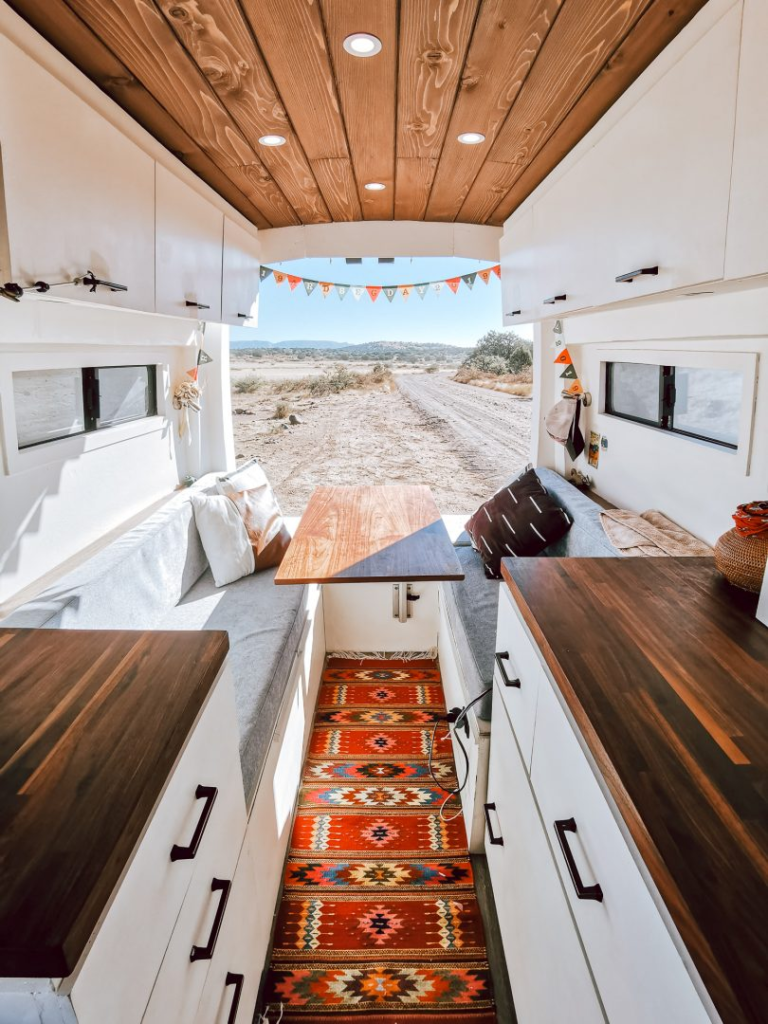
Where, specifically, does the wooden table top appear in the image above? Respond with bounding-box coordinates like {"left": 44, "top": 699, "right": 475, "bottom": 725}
{"left": 501, "top": 556, "right": 768, "bottom": 1024}
{"left": 275, "top": 485, "right": 464, "bottom": 584}
{"left": 0, "top": 628, "right": 229, "bottom": 977}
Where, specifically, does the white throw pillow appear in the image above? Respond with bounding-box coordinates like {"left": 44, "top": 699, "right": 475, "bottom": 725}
{"left": 216, "top": 458, "right": 271, "bottom": 498}
{"left": 190, "top": 494, "right": 255, "bottom": 587}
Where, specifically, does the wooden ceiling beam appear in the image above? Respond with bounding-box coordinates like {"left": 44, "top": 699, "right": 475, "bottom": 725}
{"left": 242, "top": 0, "right": 362, "bottom": 222}
{"left": 320, "top": 0, "right": 398, "bottom": 222}
{"left": 395, "top": 0, "right": 481, "bottom": 220}
{"left": 457, "top": 0, "right": 655, "bottom": 225}
{"left": 4, "top": 0, "right": 271, "bottom": 229}
{"left": 155, "top": 0, "right": 331, "bottom": 225}
{"left": 487, "top": 0, "right": 711, "bottom": 225}
{"left": 61, "top": 0, "right": 300, "bottom": 227}
{"left": 425, "top": 0, "right": 563, "bottom": 223}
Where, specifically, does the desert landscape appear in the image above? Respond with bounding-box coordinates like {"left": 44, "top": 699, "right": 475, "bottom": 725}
{"left": 230, "top": 345, "right": 532, "bottom": 515}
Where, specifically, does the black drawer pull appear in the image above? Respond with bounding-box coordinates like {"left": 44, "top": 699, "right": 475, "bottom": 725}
{"left": 171, "top": 785, "right": 218, "bottom": 861}
{"left": 543, "top": 294, "right": 566, "bottom": 304}
{"left": 190, "top": 878, "right": 232, "bottom": 961}
{"left": 236, "top": 312, "right": 250, "bottom": 318}
{"left": 495, "top": 652, "right": 520, "bottom": 688}
{"left": 225, "top": 972, "right": 244, "bottom": 1024}
{"left": 507, "top": 309, "right": 521, "bottom": 316}
{"left": 185, "top": 300, "right": 211, "bottom": 309}
{"left": 484, "top": 802, "right": 504, "bottom": 846}
{"left": 554, "top": 818, "right": 603, "bottom": 901}
{"left": 615, "top": 265, "right": 658, "bottom": 284}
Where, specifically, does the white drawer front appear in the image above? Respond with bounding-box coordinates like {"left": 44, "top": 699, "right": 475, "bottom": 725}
{"left": 70, "top": 667, "right": 245, "bottom": 1024}
{"left": 532, "top": 679, "right": 709, "bottom": 1024}
{"left": 495, "top": 587, "right": 543, "bottom": 772}
{"left": 485, "top": 682, "right": 603, "bottom": 1024}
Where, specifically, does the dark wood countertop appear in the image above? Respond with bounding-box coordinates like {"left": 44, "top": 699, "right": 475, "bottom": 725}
{"left": 501, "top": 557, "right": 767, "bottom": 1024}
{"left": 0, "top": 628, "right": 229, "bottom": 978}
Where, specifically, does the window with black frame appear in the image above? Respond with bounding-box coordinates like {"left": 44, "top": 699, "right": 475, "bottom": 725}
{"left": 605, "top": 361, "right": 741, "bottom": 449}
{"left": 13, "top": 365, "right": 158, "bottom": 450}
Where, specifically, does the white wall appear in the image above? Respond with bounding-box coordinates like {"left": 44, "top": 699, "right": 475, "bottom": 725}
{"left": 0, "top": 300, "right": 232, "bottom": 605}
{"left": 534, "top": 287, "right": 768, "bottom": 545}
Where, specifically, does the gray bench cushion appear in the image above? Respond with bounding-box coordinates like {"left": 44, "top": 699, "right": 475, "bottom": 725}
{"left": 157, "top": 567, "right": 308, "bottom": 803}
{"left": 442, "top": 469, "right": 617, "bottom": 725}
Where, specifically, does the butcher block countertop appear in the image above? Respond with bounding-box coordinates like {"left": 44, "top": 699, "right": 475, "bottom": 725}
{"left": 501, "top": 556, "right": 768, "bottom": 1024}
{"left": 0, "top": 628, "right": 229, "bottom": 977}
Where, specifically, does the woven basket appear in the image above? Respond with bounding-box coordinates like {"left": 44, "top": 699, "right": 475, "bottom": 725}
{"left": 714, "top": 528, "right": 768, "bottom": 593}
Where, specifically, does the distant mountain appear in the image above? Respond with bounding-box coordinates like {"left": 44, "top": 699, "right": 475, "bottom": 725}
{"left": 230, "top": 338, "right": 348, "bottom": 350}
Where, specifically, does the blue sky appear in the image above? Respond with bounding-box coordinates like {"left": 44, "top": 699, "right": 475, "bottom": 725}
{"left": 231, "top": 256, "right": 532, "bottom": 347}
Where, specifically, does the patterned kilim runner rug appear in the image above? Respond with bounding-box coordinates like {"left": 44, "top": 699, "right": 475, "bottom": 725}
{"left": 261, "top": 658, "right": 497, "bottom": 1023}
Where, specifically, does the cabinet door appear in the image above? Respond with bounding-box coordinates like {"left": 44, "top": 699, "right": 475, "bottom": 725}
{"left": 0, "top": 36, "right": 155, "bottom": 312}
{"left": 485, "top": 683, "right": 603, "bottom": 1024}
{"left": 500, "top": 207, "right": 539, "bottom": 327}
{"left": 532, "top": 679, "right": 709, "bottom": 1024}
{"left": 724, "top": 0, "right": 768, "bottom": 279}
{"left": 494, "top": 587, "right": 542, "bottom": 772}
{"left": 156, "top": 165, "right": 223, "bottom": 321}
{"left": 221, "top": 218, "right": 260, "bottom": 327}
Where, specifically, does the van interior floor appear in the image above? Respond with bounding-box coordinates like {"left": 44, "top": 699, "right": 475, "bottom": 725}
{"left": 258, "top": 658, "right": 511, "bottom": 1022}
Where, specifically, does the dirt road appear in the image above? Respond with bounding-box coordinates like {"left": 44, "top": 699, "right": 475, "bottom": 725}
{"left": 231, "top": 371, "right": 531, "bottom": 515}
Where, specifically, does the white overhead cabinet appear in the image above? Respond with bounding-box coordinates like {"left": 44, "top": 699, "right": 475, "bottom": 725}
{"left": 220, "top": 217, "right": 260, "bottom": 327}
{"left": 724, "top": 0, "right": 768, "bottom": 280}
{"left": 155, "top": 164, "right": 224, "bottom": 321}
{"left": 0, "top": 36, "right": 155, "bottom": 313}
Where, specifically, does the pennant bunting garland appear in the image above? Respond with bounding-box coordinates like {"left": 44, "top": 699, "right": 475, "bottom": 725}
{"left": 565, "top": 380, "right": 584, "bottom": 396}
{"left": 186, "top": 365, "right": 199, "bottom": 381}
{"left": 259, "top": 266, "right": 273, "bottom": 281}
{"left": 197, "top": 349, "right": 213, "bottom": 366}
{"left": 553, "top": 319, "right": 564, "bottom": 334}
{"left": 287, "top": 275, "right": 301, "bottom": 291}
{"left": 462, "top": 272, "right": 477, "bottom": 290}
{"left": 303, "top": 279, "right": 317, "bottom": 296}
{"left": 553, "top": 348, "right": 573, "bottom": 365}
{"left": 432, "top": 281, "right": 444, "bottom": 296}
{"left": 492, "top": 264, "right": 501, "bottom": 278}
{"left": 273, "top": 271, "right": 286, "bottom": 286}
{"left": 383, "top": 286, "right": 397, "bottom": 303}
{"left": 351, "top": 285, "right": 365, "bottom": 301}
{"left": 446, "top": 277, "right": 461, "bottom": 294}
{"left": 319, "top": 281, "right": 334, "bottom": 299}
{"left": 336, "top": 284, "right": 348, "bottom": 301}
{"left": 415, "top": 283, "right": 429, "bottom": 300}
{"left": 398, "top": 284, "right": 412, "bottom": 301}
{"left": 560, "top": 363, "right": 578, "bottom": 380}
{"left": 366, "top": 285, "right": 382, "bottom": 303}
{"left": 478, "top": 268, "right": 492, "bottom": 285}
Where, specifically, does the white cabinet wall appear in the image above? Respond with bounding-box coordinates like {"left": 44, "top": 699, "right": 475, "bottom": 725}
{"left": 155, "top": 165, "right": 224, "bottom": 322}
{"left": 0, "top": 35, "right": 155, "bottom": 313}
{"left": 221, "top": 218, "right": 260, "bottom": 328}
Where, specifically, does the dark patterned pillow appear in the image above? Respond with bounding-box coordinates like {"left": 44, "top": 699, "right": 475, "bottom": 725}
{"left": 465, "top": 467, "right": 572, "bottom": 578}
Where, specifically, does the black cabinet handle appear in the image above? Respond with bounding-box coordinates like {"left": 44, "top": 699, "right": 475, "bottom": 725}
{"left": 507, "top": 309, "right": 521, "bottom": 316}
{"left": 554, "top": 818, "right": 603, "bottom": 901}
{"left": 615, "top": 265, "right": 658, "bottom": 283}
{"left": 186, "top": 300, "right": 211, "bottom": 309}
{"left": 495, "top": 652, "right": 521, "bottom": 688}
{"left": 484, "top": 802, "right": 504, "bottom": 846}
{"left": 225, "top": 972, "right": 244, "bottom": 1024}
{"left": 190, "top": 878, "right": 232, "bottom": 961}
{"left": 171, "top": 785, "right": 218, "bottom": 861}
{"left": 236, "top": 312, "right": 250, "bottom": 318}
{"left": 543, "top": 294, "right": 566, "bottom": 304}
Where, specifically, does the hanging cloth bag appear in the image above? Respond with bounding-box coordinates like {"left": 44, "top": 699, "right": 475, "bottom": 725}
{"left": 545, "top": 396, "right": 585, "bottom": 460}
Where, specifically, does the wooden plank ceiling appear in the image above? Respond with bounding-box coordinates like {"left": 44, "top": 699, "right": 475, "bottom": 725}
{"left": 8, "top": 0, "right": 708, "bottom": 230}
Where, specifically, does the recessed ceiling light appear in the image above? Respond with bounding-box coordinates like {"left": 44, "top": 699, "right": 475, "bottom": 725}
{"left": 364, "top": 181, "right": 386, "bottom": 191}
{"left": 457, "top": 131, "right": 486, "bottom": 145}
{"left": 343, "top": 33, "right": 382, "bottom": 57}
{"left": 258, "top": 134, "right": 286, "bottom": 147}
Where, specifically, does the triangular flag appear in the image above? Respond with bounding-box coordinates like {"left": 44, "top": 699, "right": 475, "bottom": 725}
{"left": 432, "top": 282, "right": 444, "bottom": 296}
{"left": 565, "top": 380, "right": 584, "bottom": 396}
{"left": 197, "top": 349, "right": 213, "bottom": 366}
{"left": 186, "top": 366, "right": 199, "bottom": 381}
{"left": 383, "top": 286, "right": 397, "bottom": 303}
{"left": 399, "top": 284, "right": 413, "bottom": 301}
{"left": 554, "top": 348, "right": 573, "bottom": 365}
{"left": 478, "top": 268, "right": 492, "bottom": 285}
{"left": 351, "top": 285, "right": 365, "bottom": 301}
{"left": 415, "top": 283, "right": 429, "bottom": 300}
{"left": 491, "top": 264, "right": 501, "bottom": 278}
{"left": 462, "top": 272, "right": 477, "bottom": 290}
{"left": 303, "top": 279, "right": 317, "bottom": 296}
{"left": 259, "top": 266, "right": 273, "bottom": 281}
{"left": 446, "top": 277, "right": 461, "bottom": 294}
{"left": 560, "top": 363, "right": 578, "bottom": 379}
{"left": 336, "top": 284, "right": 349, "bottom": 301}
{"left": 273, "top": 271, "right": 286, "bottom": 286}
{"left": 366, "top": 285, "right": 382, "bottom": 302}
{"left": 287, "top": 275, "right": 301, "bottom": 291}
{"left": 319, "top": 282, "right": 334, "bottom": 299}
{"left": 553, "top": 319, "right": 563, "bottom": 335}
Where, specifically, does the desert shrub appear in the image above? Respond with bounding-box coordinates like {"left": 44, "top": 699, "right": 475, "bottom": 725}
{"left": 461, "top": 329, "right": 533, "bottom": 377}
{"left": 233, "top": 373, "right": 264, "bottom": 393}
{"left": 273, "top": 400, "right": 291, "bottom": 418}
{"left": 425, "top": 364, "right": 440, "bottom": 373}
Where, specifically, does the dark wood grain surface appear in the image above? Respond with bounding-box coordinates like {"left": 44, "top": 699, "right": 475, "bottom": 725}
{"left": 0, "top": 628, "right": 229, "bottom": 977}
{"left": 6, "top": 0, "right": 708, "bottom": 227}
{"left": 275, "top": 485, "right": 463, "bottom": 584}
{"left": 501, "top": 556, "right": 768, "bottom": 1024}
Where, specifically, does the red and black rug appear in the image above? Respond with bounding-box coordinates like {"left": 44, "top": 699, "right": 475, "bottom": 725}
{"left": 261, "top": 658, "right": 497, "bottom": 1023}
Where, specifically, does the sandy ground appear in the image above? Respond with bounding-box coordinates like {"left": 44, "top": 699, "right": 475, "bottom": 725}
{"left": 231, "top": 369, "right": 532, "bottom": 515}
